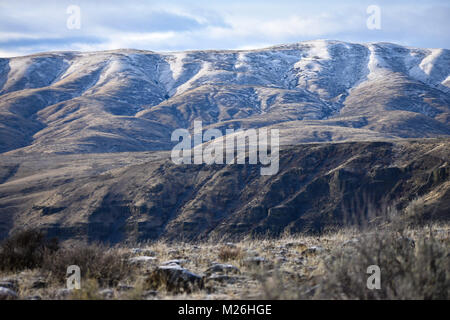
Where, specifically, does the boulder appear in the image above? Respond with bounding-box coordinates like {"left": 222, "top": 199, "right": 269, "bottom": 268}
{"left": 206, "top": 263, "right": 240, "bottom": 275}
{"left": 130, "top": 248, "right": 157, "bottom": 256}
{"left": 31, "top": 278, "right": 47, "bottom": 289}
{"left": 142, "top": 290, "right": 158, "bottom": 299}
{"left": 302, "top": 246, "right": 324, "bottom": 256}
{"left": 147, "top": 264, "right": 203, "bottom": 293}
{"left": 224, "top": 242, "right": 237, "bottom": 248}
{"left": 117, "top": 284, "right": 134, "bottom": 292}
{"left": 55, "top": 288, "right": 73, "bottom": 299}
{"left": 0, "top": 279, "right": 18, "bottom": 291}
{"left": 129, "top": 256, "right": 158, "bottom": 266}
{"left": 242, "top": 256, "right": 269, "bottom": 267}
{"left": 0, "top": 287, "right": 18, "bottom": 300}
{"left": 99, "top": 288, "right": 114, "bottom": 299}
{"left": 161, "top": 259, "right": 189, "bottom": 266}
{"left": 205, "top": 274, "right": 238, "bottom": 284}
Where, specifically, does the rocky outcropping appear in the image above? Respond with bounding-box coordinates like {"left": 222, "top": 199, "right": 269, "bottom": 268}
{"left": 0, "top": 139, "right": 448, "bottom": 242}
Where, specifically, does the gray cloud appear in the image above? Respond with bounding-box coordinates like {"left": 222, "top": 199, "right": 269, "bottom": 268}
{"left": 0, "top": 0, "right": 448, "bottom": 57}
{"left": 0, "top": 36, "right": 106, "bottom": 48}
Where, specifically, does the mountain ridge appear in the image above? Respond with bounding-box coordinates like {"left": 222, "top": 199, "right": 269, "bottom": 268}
{"left": 0, "top": 40, "right": 449, "bottom": 241}
{"left": 0, "top": 40, "right": 449, "bottom": 155}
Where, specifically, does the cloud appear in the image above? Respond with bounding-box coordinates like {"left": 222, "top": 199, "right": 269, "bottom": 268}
{"left": 87, "top": 9, "right": 230, "bottom": 33}
{"left": 0, "top": 0, "right": 449, "bottom": 57}
{"left": 0, "top": 36, "right": 106, "bottom": 48}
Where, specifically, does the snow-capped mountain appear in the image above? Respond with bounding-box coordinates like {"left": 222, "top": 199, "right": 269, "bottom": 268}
{"left": 0, "top": 40, "right": 449, "bottom": 154}
{"left": 0, "top": 40, "right": 449, "bottom": 242}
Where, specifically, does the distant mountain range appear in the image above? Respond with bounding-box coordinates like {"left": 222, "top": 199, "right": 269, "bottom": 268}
{"left": 0, "top": 40, "right": 449, "bottom": 154}
{"left": 0, "top": 41, "right": 449, "bottom": 242}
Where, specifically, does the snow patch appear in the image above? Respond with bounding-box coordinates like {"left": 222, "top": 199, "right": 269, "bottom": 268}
{"left": 366, "top": 44, "right": 389, "bottom": 80}
{"left": 293, "top": 40, "right": 330, "bottom": 69}
{"left": 168, "top": 52, "right": 186, "bottom": 81}
{"left": 420, "top": 49, "right": 442, "bottom": 76}
{"left": 5, "top": 57, "right": 33, "bottom": 89}
{"left": 307, "top": 40, "right": 331, "bottom": 60}
{"left": 443, "top": 75, "right": 450, "bottom": 87}
{"left": 175, "top": 61, "right": 212, "bottom": 95}
{"left": 97, "top": 58, "right": 126, "bottom": 84}
{"left": 235, "top": 52, "right": 248, "bottom": 70}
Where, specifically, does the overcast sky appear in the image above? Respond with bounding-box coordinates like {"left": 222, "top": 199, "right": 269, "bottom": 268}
{"left": 0, "top": 0, "right": 449, "bottom": 57}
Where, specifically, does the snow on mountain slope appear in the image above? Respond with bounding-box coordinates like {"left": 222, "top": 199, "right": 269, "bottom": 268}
{"left": 0, "top": 54, "right": 70, "bottom": 94}
{"left": 0, "top": 40, "right": 449, "bottom": 154}
{"left": 167, "top": 52, "right": 186, "bottom": 82}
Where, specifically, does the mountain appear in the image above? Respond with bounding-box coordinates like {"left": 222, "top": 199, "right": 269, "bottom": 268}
{"left": 0, "top": 40, "right": 449, "bottom": 154}
{"left": 0, "top": 40, "right": 449, "bottom": 242}
{"left": 0, "top": 139, "right": 448, "bottom": 242}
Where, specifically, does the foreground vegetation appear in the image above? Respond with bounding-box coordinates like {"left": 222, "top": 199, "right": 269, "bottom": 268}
{"left": 0, "top": 215, "right": 448, "bottom": 300}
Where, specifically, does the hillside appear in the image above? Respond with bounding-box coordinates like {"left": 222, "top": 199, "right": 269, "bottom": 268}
{"left": 0, "top": 40, "right": 449, "bottom": 155}
{"left": 0, "top": 139, "right": 448, "bottom": 242}
{"left": 0, "top": 40, "right": 449, "bottom": 242}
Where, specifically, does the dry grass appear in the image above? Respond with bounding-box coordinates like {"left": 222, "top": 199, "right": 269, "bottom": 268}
{"left": 317, "top": 228, "right": 449, "bottom": 299}
{"left": 217, "top": 245, "right": 243, "bottom": 262}
{"left": 0, "top": 229, "right": 58, "bottom": 272}
{"left": 42, "top": 243, "right": 134, "bottom": 288}
{"left": 0, "top": 219, "right": 449, "bottom": 300}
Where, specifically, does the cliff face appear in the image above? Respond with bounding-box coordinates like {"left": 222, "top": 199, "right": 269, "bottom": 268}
{"left": 0, "top": 139, "right": 448, "bottom": 242}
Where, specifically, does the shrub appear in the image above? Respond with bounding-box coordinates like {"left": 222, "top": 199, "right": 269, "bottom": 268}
{"left": 218, "top": 245, "right": 242, "bottom": 261}
{"left": 42, "top": 243, "right": 132, "bottom": 287}
{"left": 69, "top": 279, "right": 102, "bottom": 300}
{"left": 316, "top": 229, "right": 449, "bottom": 299}
{"left": 0, "top": 229, "right": 59, "bottom": 271}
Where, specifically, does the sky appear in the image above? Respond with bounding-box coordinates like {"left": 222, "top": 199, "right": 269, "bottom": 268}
{"left": 0, "top": 0, "right": 449, "bottom": 57}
